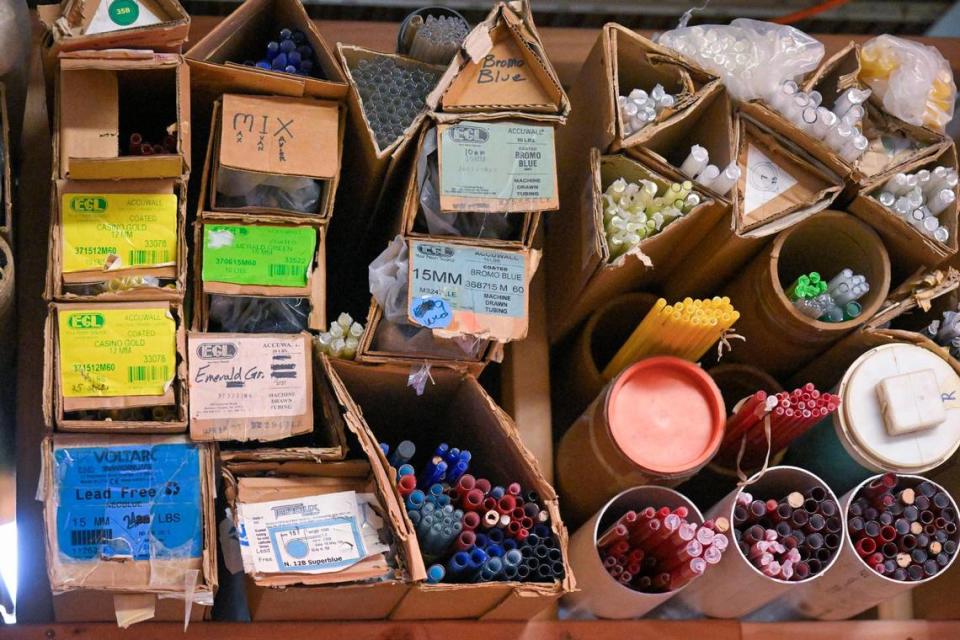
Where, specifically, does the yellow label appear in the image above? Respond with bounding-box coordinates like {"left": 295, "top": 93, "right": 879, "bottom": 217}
{"left": 59, "top": 307, "right": 176, "bottom": 397}
{"left": 62, "top": 193, "right": 178, "bottom": 273}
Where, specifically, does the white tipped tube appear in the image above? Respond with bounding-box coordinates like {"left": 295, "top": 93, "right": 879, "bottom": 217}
{"left": 708, "top": 163, "right": 741, "bottom": 196}
{"left": 812, "top": 108, "right": 837, "bottom": 140}
{"left": 883, "top": 173, "right": 913, "bottom": 196}
{"left": 680, "top": 145, "right": 709, "bottom": 178}
{"left": 827, "top": 268, "right": 853, "bottom": 291}
{"left": 696, "top": 164, "right": 721, "bottom": 189}
{"left": 927, "top": 188, "right": 956, "bottom": 216}
{"left": 839, "top": 134, "right": 868, "bottom": 163}
{"left": 832, "top": 87, "right": 871, "bottom": 119}
{"left": 825, "top": 123, "right": 853, "bottom": 153}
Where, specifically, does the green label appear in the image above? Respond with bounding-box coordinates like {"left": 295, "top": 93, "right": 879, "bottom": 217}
{"left": 202, "top": 225, "right": 316, "bottom": 288}
{"left": 109, "top": 0, "right": 139, "bottom": 25}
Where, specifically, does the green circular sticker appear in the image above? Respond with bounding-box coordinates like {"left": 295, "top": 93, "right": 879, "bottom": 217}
{"left": 109, "top": 0, "right": 139, "bottom": 26}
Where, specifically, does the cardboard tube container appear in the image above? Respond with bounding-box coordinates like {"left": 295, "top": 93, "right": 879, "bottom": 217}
{"left": 553, "top": 292, "right": 659, "bottom": 431}
{"left": 721, "top": 210, "right": 891, "bottom": 379}
{"left": 564, "top": 486, "right": 704, "bottom": 619}
{"left": 556, "top": 357, "right": 725, "bottom": 526}
{"left": 790, "top": 474, "right": 960, "bottom": 620}
{"left": 676, "top": 466, "right": 843, "bottom": 618}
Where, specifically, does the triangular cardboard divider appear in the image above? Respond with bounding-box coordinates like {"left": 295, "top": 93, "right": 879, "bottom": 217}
{"left": 441, "top": 21, "right": 562, "bottom": 112}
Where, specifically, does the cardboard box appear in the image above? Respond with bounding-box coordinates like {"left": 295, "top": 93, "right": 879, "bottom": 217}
{"left": 187, "top": 332, "right": 314, "bottom": 442}
{"left": 199, "top": 96, "right": 345, "bottom": 222}
{"left": 848, "top": 142, "right": 959, "bottom": 281}
{"left": 40, "top": 0, "right": 190, "bottom": 54}
{"left": 732, "top": 114, "right": 843, "bottom": 234}
{"left": 192, "top": 217, "right": 326, "bottom": 332}
{"left": 325, "top": 359, "right": 574, "bottom": 620}
{"left": 55, "top": 50, "right": 190, "bottom": 180}
{"left": 45, "top": 178, "right": 188, "bottom": 302}
{"left": 0, "top": 83, "right": 10, "bottom": 243}
{"left": 52, "top": 589, "right": 207, "bottom": 624}
{"left": 223, "top": 454, "right": 415, "bottom": 620}
{"left": 40, "top": 435, "right": 217, "bottom": 620}
{"left": 428, "top": 2, "right": 569, "bottom": 118}
{"left": 43, "top": 301, "right": 188, "bottom": 432}
{"left": 546, "top": 148, "right": 729, "bottom": 344}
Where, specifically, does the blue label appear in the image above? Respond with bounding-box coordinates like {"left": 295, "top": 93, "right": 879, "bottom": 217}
{"left": 267, "top": 517, "right": 365, "bottom": 572}
{"left": 409, "top": 296, "right": 453, "bottom": 329}
{"left": 55, "top": 443, "right": 203, "bottom": 562}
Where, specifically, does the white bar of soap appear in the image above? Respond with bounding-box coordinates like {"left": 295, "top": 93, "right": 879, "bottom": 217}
{"left": 876, "top": 369, "right": 946, "bottom": 436}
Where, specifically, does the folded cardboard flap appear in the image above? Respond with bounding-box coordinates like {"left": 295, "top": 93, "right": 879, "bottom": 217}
{"left": 735, "top": 116, "right": 842, "bottom": 232}
{"left": 41, "top": 435, "right": 217, "bottom": 601}
{"left": 47, "top": 178, "right": 188, "bottom": 302}
{"left": 47, "top": 301, "right": 189, "bottom": 432}
{"left": 57, "top": 53, "right": 190, "bottom": 180}
{"left": 325, "top": 360, "right": 573, "bottom": 619}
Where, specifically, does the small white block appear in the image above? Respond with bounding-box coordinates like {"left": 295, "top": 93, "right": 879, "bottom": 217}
{"left": 876, "top": 369, "right": 946, "bottom": 436}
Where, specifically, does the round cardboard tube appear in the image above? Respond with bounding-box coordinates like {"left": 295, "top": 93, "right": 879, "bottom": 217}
{"left": 555, "top": 293, "right": 659, "bottom": 428}
{"left": 720, "top": 211, "right": 890, "bottom": 379}
{"left": 0, "top": 236, "right": 14, "bottom": 366}
{"left": 557, "top": 357, "right": 725, "bottom": 526}
{"left": 564, "top": 486, "right": 704, "bottom": 619}
{"left": 676, "top": 466, "right": 843, "bottom": 618}
{"left": 788, "top": 474, "right": 960, "bottom": 620}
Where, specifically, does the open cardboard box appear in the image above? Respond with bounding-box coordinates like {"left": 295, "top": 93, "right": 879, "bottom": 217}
{"left": 546, "top": 148, "right": 728, "bottom": 344}
{"left": 40, "top": 435, "right": 217, "bottom": 624}
{"left": 849, "top": 142, "right": 959, "bottom": 282}
{"left": 326, "top": 359, "right": 574, "bottom": 620}
{"left": 192, "top": 216, "right": 326, "bottom": 332}
{"left": 0, "top": 84, "right": 10, "bottom": 242}
{"left": 55, "top": 50, "right": 190, "bottom": 180}
{"left": 43, "top": 301, "right": 188, "bottom": 432}
{"left": 222, "top": 454, "right": 415, "bottom": 620}
{"left": 199, "top": 96, "right": 345, "bottom": 222}
{"left": 45, "top": 178, "right": 188, "bottom": 302}
{"left": 39, "top": 0, "right": 189, "bottom": 54}
{"left": 427, "top": 2, "right": 569, "bottom": 118}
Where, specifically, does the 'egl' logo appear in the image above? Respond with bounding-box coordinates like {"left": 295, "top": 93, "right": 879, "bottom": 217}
{"left": 449, "top": 125, "right": 489, "bottom": 144}
{"left": 69, "top": 196, "right": 108, "bottom": 213}
{"left": 196, "top": 342, "right": 238, "bottom": 360}
{"left": 416, "top": 244, "right": 455, "bottom": 259}
{"left": 67, "top": 313, "right": 104, "bottom": 329}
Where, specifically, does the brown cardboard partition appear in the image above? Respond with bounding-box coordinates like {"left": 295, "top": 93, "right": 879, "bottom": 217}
{"left": 733, "top": 114, "right": 843, "bottom": 233}
{"left": 56, "top": 51, "right": 190, "bottom": 180}
{"left": 721, "top": 210, "right": 891, "bottom": 379}
{"left": 40, "top": 435, "right": 218, "bottom": 619}
{"left": 547, "top": 147, "right": 728, "bottom": 343}
{"left": 325, "top": 359, "right": 573, "bottom": 620}
{"left": 0, "top": 84, "right": 10, "bottom": 242}
{"left": 43, "top": 301, "right": 189, "bottom": 432}
{"left": 848, "top": 143, "right": 959, "bottom": 281}
{"left": 198, "top": 96, "right": 345, "bottom": 222}
{"left": 222, "top": 454, "right": 415, "bottom": 620}
{"left": 45, "top": 178, "right": 188, "bottom": 302}
{"left": 623, "top": 85, "right": 736, "bottom": 203}
{"left": 430, "top": 2, "right": 568, "bottom": 117}
{"left": 192, "top": 216, "right": 326, "bottom": 332}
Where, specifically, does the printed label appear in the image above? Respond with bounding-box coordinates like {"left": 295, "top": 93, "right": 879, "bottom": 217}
{"left": 55, "top": 443, "right": 202, "bottom": 562}
{"left": 237, "top": 492, "right": 366, "bottom": 574}
{"left": 189, "top": 334, "right": 308, "bottom": 423}
{"left": 438, "top": 121, "right": 558, "bottom": 212}
{"left": 743, "top": 144, "right": 798, "bottom": 214}
{"left": 61, "top": 193, "right": 178, "bottom": 273}
{"left": 85, "top": 0, "right": 164, "bottom": 35}
{"left": 202, "top": 225, "right": 316, "bottom": 288}
{"left": 59, "top": 307, "right": 176, "bottom": 397}
{"left": 408, "top": 241, "right": 529, "bottom": 341}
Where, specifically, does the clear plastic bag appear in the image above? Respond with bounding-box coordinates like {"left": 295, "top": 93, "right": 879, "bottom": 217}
{"left": 216, "top": 167, "right": 322, "bottom": 214}
{"left": 207, "top": 295, "right": 310, "bottom": 333}
{"left": 415, "top": 128, "right": 520, "bottom": 240}
{"left": 860, "top": 35, "right": 956, "bottom": 131}
{"left": 657, "top": 19, "right": 824, "bottom": 102}
{"left": 368, "top": 235, "right": 485, "bottom": 359}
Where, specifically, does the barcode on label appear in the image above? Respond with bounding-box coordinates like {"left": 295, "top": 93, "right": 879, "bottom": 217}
{"left": 128, "top": 249, "right": 171, "bottom": 266}
{"left": 71, "top": 528, "right": 113, "bottom": 546}
{"left": 127, "top": 365, "right": 170, "bottom": 383}
{"left": 268, "top": 264, "right": 303, "bottom": 278}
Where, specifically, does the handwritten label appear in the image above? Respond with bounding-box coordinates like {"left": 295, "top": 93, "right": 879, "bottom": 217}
{"left": 477, "top": 54, "right": 527, "bottom": 85}
{"left": 409, "top": 296, "right": 453, "bottom": 329}
{"left": 220, "top": 94, "right": 340, "bottom": 179}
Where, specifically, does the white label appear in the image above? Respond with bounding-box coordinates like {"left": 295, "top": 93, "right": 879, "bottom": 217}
{"left": 85, "top": 0, "right": 164, "bottom": 35}
{"left": 743, "top": 144, "right": 798, "bottom": 214}
{"left": 237, "top": 491, "right": 370, "bottom": 575}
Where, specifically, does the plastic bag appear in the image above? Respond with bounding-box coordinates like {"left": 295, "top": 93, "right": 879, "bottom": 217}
{"left": 415, "top": 128, "right": 519, "bottom": 240}
{"left": 368, "top": 235, "right": 485, "bottom": 359}
{"left": 657, "top": 19, "right": 824, "bottom": 102}
{"left": 860, "top": 35, "right": 956, "bottom": 131}
{"left": 216, "top": 168, "right": 322, "bottom": 214}
{"left": 207, "top": 295, "right": 310, "bottom": 333}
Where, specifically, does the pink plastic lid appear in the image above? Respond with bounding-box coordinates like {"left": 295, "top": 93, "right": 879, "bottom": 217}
{"left": 607, "top": 357, "right": 726, "bottom": 474}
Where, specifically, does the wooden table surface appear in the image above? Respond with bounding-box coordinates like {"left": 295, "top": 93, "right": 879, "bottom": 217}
{"left": 11, "top": 12, "right": 960, "bottom": 633}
